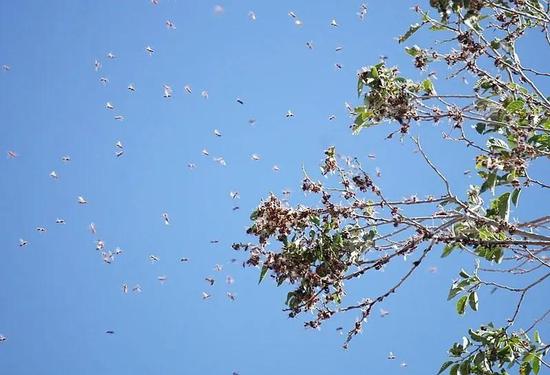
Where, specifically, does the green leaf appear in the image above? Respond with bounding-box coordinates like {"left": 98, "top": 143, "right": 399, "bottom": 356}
{"left": 488, "top": 192, "right": 511, "bottom": 221}
{"left": 442, "top": 243, "right": 456, "bottom": 258}
{"left": 449, "top": 342, "right": 465, "bottom": 357}
{"left": 497, "top": 192, "right": 511, "bottom": 221}
{"left": 364, "top": 229, "right": 377, "bottom": 241}
{"left": 422, "top": 79, "right": 436, "bottom": 95}
{"left": 399, "top": 23, "right": 422, "bottom": 43}
{"left": 250, "top": 209, "right": 259, "bottom": 220}
{"left": 528, "top": 134, "right": 550, "bottom": 150}
{"left": 437, "top": 361, "right": 454, "bottom": 375}
{"left": 464, "top": 14, "right": 481, "bottom": 30}
{"left": 459, "top": 269, "right": 470, "bottom": 279}
{"left": 357, "top": 78, "right": 365, "bottom": 97}
{"left": 506, "top": 99, "right": 525, "bottom": 113}
{"left": 524, "top": 352, "right": 536, "bottom": 363}
{"left": 456, "top": 295, "right": 468, "bottom": 315}
{"left": 494, "top": 248, "right": 504, "bottom": 264}
{"left": 480, "top": 172, "right": 497, "bottom": 194}
{"left": 370, "top": 66, "right": 379, "bottom": 79}
{"left": 499, "top": 345, "right": 515, "bottom": 363}
{"left": 473, "top": 351, "right": 485, "bottom": 364}
{"left": 281, "top": 235, "right": 288, "bottom": 246}
{"left": 533, "top": 330, "right": 541, "bottom": 344}
{"left": 511, "top": 189, "right": 521, "bottom": 207}
{"left": 447, "top": 279, "right": 476, "bottom": 300}
{"left": 355, "top": 113, "right": 365, "bottom": 126}
{"left": 258, "top": 265, "right": 269, "bottom": 284}
{"left": 531, "top": 354, "right": 540, "bottom": 375}
{"left": 405, "top": 45, "right": 421, "bottom": 57}
{"left": 449, "top": 363, "right": 460, "bottom": 375}
{"left": 468, "top": 291, "right": 479, "bottom": 311}
{"left": 334, "top": 233, "right": 343, "bottom": 247}
{"left": 285, "top": 291, "right": 294, "bottom": 305}
{"left": 310, "top": 215, "right": 321, "bottom": 226}
{"left": 532, "top": 355, "right": 541, "bottom": 375}
{"left": 459, "top": 360, "right": 470, "bottom": 375}
{"left": 520, "top": 360, "right": 532, "bottom": 375}
{"left": 475, "top": 122, "right": 486, "bottom": 134}
{"left": 487, "top": 138, "right": 511, "bottom": 152}
{"left": 448, "top": 286, "right": 463, "bottom": 301}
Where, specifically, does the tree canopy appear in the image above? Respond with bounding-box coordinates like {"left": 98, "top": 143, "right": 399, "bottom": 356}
{"left": 236, "top": 1, "right": 550, "bottom": 374}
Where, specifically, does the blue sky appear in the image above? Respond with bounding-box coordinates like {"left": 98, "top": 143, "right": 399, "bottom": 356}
{"left": 0, "top": 1, "right": 548, "bottom": 374}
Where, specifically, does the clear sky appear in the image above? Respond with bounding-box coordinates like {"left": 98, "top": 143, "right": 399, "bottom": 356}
{"left": 0, "top": 1, "right": 548, "bottom": 374}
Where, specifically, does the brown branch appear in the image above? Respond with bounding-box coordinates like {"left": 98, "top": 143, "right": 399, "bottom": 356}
{"left": 341, "top": 242, "right": 435, "bottom": 347}
{"left": 507, "top": 272, "right": 550, "bottom": 325}
{"left": 525, "top": 308, "right": 550, "bottom": 333}
{"left": 412, "top": 136, "right": 453, "bottom": 197}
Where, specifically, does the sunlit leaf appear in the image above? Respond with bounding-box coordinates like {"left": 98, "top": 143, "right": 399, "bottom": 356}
{"left": 506, "top": 99, "right": 525, "bottom": 113}
{"left": 459, "top": 360, "right": 470, "bottom": 375}
{"left": 456, "top": 295, "right": 468, "bottom": 315}
{"left": 448, "top": 286, "right": 463, "bottom": 301}
{"left": 442, "top": 243, "right": 456, "bottom": 258}
{"left": 437, "top": 361, "right": 453, "bottom": 375}
{"left": 532, "top": 355, "right": 540, "bottom": 375}
{"left": 533, "top": 330, "right": 541, "bottom": 344}
{"left": 459, "top": 269, "right": 470, "bottom": 279}
{"left": 480, "top": 172, "right": 497, "bottom": 194}
{"left": 520, "top": 360, "right": 532, "bottom": 375}
{"left": 422, "top": 78, "right": 436, "bottom": 95}
{"left": 258, "top": 265, "right": 269, "bottom": 284}
{"left": 398, "top": 23, "right": 422, "bottom": 43}
{"left": 449, "top": 363, "right": 460, "bottom": 375}
{"left": 488, "top": 192, "right": 511, "bottom": 221}
{"left": 405, "top": 45, "right": 421, "bottom": 57}
{"left": 468, "top": 291, "right": 479, "bottom": 311}
{"left": 487, "top": 138, "right": 510, "bottom": 152}
{"left": 511, "top": 189, "right": 521, "bottom": 207}
{"left": 475, "top": 122, "right": 486, "bottom": 134}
